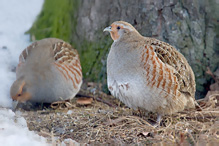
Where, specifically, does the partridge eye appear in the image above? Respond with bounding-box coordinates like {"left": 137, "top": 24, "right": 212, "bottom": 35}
{"left": 117, "top": 26, "right": 120, "bottom": 30}
{"left": 18, "top": 94, "right": 21, "bottom": 96}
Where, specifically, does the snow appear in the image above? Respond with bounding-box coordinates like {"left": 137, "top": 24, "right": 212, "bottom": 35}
{"left": 0, "top": 0, "right": 50, "bottom": 145}
{"left": 0, "top": 109, "right": 48, "bottom": 146}
{"left": 0, "top": 0, "right": 44, "bottom": 108}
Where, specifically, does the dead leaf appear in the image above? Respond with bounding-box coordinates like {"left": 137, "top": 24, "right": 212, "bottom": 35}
{"left": 76, "top": 97, "right": 93, "bottom": 105}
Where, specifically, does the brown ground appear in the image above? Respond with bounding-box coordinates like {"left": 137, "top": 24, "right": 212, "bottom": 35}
{"left": 20, "top": 82, "right": 219, "bottom": 145}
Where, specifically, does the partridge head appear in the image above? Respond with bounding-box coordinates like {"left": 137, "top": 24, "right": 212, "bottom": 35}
{"left": 10, "top": 38, "right": 82, "bottom": 108}
{"left": 104, "top": 21, "right": 196, "bottom": 123}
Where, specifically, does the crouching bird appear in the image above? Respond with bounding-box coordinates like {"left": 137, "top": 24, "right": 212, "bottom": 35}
{"left": 10, "top": 38, "right": 82, "bottom": 109}
{"left": 104, "top": 21, "right": 196, "bottom": 125}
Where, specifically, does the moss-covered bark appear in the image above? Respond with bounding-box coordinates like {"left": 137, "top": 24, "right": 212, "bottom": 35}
{"left": 28, "top": 0, "right": 78, "bottom": 42}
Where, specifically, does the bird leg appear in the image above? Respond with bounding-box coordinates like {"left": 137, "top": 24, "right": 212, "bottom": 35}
{"left": 156, "top": 114, "right": 162, "bottom": 125}
{"left": 151, "top": 114, "right": 163, "bottom": 127}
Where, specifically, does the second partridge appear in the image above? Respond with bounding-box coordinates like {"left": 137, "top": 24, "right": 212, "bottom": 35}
{"left": 104, "top": 21, "right": 196, "bottom": 122}
{"left": 10, "top": 38, "right": 82, "bottom": 106}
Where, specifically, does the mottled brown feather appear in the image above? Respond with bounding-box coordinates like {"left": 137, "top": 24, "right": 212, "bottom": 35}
{"left": 52, "top": 41, "right": 82, "bottom": 89}
{"left": 149, "top": 38, "right": 195, "bottom": 98}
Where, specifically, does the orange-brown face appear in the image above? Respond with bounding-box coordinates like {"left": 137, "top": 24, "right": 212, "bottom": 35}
{"left": 104, "top": 23, "right": 126, "bottom": 41}
{"left": 110, "top": 23, "right": 124, "bottom": 41}
{"left": 10, "top": 81, "right": 31, "bottom": 102}
{"left": 13, "top": 92, "right": 31, "bottom": 102}
{"left": 104, "top": 21, "right": 137, "bottom": 41}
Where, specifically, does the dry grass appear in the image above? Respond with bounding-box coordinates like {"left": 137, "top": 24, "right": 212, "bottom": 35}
{"left": 21, "top": 83, "right": 219, "bottom": 145}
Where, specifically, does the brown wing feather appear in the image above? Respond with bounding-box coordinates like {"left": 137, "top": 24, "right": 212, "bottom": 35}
{"left": 19, "top": 42, "right": 38, "bottom": 63}
{"left": 52, "top": 42, "right": 82, "bottom": 89}
{"left": 149, "top": 38, "right": 195, "bottom": 98}
{"left": 53, "top": 42, "right": 78, "bottom": 63}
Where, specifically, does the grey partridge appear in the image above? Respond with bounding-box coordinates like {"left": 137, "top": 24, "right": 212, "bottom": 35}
{"left": 104, "top": 21, "right": 196, "bottom": 123}
{"left": 10, "top": 38, "right": 82, "bottom": 105}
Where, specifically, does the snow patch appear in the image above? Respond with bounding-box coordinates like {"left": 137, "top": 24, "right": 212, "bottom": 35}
{"left": 0, "top": 108, "right": 48, "bottom": 146}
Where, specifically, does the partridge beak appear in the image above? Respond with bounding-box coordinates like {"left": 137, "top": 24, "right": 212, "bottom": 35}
{"left": 12, "top": 100, "right": 18, "bottom": 112}
{"left": 103, "top": 26, "right": 112, "bottom": 32}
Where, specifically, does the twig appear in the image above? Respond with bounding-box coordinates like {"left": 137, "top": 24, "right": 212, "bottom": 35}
{"left": 206, "top": 67, "right": 216, "bottom": 81}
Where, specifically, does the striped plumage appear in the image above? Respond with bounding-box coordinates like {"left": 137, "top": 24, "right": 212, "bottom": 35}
{"left": 10, "top": 38, "right": 82, "bottom": 103}
{"left": 104, "top": 21, "right": 196, "bottom": 120}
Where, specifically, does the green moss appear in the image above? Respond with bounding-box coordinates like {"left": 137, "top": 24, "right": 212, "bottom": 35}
{"left": 73, "top": 36, "right": 112, "bottom": 92}
{"left": 27, "top": 0, "right": 79, "bottom": 43}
